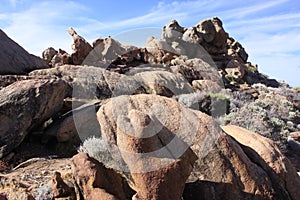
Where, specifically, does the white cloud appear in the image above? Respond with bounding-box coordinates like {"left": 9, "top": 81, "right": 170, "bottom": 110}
{"left": 1, "top": 0, "right": 299, "bottom": 85}
{"left": 216, "top": 0, "right": 289, "bottom": 19}
{"left": 2, "top": 1, "right": 86, "bottom": 55}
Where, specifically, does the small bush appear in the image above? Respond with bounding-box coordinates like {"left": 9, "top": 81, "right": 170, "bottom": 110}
{"left": 79, "top": 137, "right": 128, "bottom": 171}
{"left": 208, "top": 93, "right": 231, "bottom": 117}
{"left": 225, "top": 74, "right": 237, "bottom": 82}
{"left": 33, "top": 182, "right": 53, "bottom": 200}
{"left": 247, "top": 65, "right": 257, "bottom": 72}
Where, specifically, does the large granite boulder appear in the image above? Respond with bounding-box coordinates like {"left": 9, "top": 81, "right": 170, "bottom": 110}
{"left": 71, "top": 153, "right": 128, "bottom": 200}
{"left": 68, "top": 27, "right": 93, "bottom": 65}
{"left": 0, "top": 79, "right": 67, "bottom": 158}
{"left": 96, "top": 94, "right": 199, "bottom": 199}
{"left": 0, "top": 29, "right": 48, "bottom": 74}
{"left": 91, "top": 94, "right": 300, "bottom": 199}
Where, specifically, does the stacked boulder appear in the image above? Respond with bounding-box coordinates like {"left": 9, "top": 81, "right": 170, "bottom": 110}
{"left": 0, "top": 17, "right": 300, "bottom": 200}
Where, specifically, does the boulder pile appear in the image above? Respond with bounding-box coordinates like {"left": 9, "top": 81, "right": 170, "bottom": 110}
{"left": 0, "top": 17, "right": 300, "bottom": 199}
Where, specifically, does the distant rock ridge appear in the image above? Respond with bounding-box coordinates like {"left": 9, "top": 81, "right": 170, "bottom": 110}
{"left": 43, "top": 17, "right": 280, "bottom": 89}
{"left": 0, "top": 29, "right": 48, "bottom": 75}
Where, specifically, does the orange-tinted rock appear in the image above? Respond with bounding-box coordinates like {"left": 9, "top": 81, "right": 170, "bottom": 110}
{"left": 186, "top": 132, "right": 276, "bottom": 199}
{"left": 97, "top": 94, "right": 201, "bottom": 199}
{"left": 68, "top": 27, "right": 93, "bottom": 65}
{"left": 289, "top": 132, "right": 300, "bottom": 143}
{"left": 71, "top": 153, "right": 127, "bottom": 200}
{"left": 222, "top": 125, "right": 300, "bottom": 200}
{"left": 52, "top": 171, "right": 72, "bottom": 198}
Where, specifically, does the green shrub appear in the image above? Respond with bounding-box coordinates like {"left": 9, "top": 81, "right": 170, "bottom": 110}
{"left": 247, "top": 65, "right": 257, "bottom": 72}
{"left": 208, "top": 93, "right": 230, "bottom": 117}
{"left": 225, "top": 74, "right": 237, "bottom": 82}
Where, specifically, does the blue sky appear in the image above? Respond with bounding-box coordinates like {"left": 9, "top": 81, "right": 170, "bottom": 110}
{"left": 0, "top": 0, "right": 299, "bottom": 86}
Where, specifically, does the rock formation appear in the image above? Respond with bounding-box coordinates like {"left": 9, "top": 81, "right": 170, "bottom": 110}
{"left": 68, "top": 27, "right": 93, "bottom": 65}
{"left": 0, "top": 17, "right": 299, "bottom": 200}
{"left": 0, "top": 79, "right": 67, "bottom": 158}
{"left": 42, "top": 47, "right": 58, "bottom": 66}
{"left": 0, "top": 29, "right": 48, "bottom": 74}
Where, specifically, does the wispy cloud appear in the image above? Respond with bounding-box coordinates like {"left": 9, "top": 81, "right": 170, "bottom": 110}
{"left": 0, "top": 0, "right": 299, "bottom": 85}
{"left": 76, "top": 0, "right": 292, "bottom": 37}
{"left": 216, "top": 0, "right": 289, "bottom": 19}
{"left": 2, "top": 1, "right": 87, "bottom": 55}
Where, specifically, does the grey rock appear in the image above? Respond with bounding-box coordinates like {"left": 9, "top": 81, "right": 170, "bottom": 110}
{"left": 0, "top": 29, "right": 48, "bottom": 74}
{"left": 0, "top": 79, "right": 67, "bottom": 158}
{"left": 42, "top": 47, "right": 58, "bottom": 66}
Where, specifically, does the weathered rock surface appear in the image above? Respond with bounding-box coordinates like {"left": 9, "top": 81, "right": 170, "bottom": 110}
{"left": 185, "top": 133, "right": 275, "bottom": 200}
{"left": 170, "top": 56, "right": 222, "bottom": 85}
{"left": 51, "top": 49, "right": 71, "bottom": 67}
{"left": 145, "top": 17, "right": 281, "bottom": 89}
{"left": 52, "top": 171, "right": 74, "bottom": 199}
{"left": 30, "top": 65, "right": 193, "bottom": 147}
{"left": 162, "top": 20, "right": 186, "bottom": 41}
{"left": 68, "top": 27, "right": 93, "bottom": 65}
{"left": 0, "top": 29, "right": 48, "bottom": 74}
{"left": 42, "top": 47, "right": 58, "bottom": 66}
{"left": 0, "top": 158, "right": 74, "bottom": 199}
{"left": 108, "top": 48, "right": 157, "bottom": 73}
{"left": 184, "top": 125, "right": 300, "bottom": 200}
{"left": 29, "top": 65, "right": 122, "bottom": 99}
{"left": 84, "top": 36, "right": 137, "bottom": 67}
{"left": 29, "top": 64, "right": 193, "bottom": 100}
{"left": 0, "top": 79, "right": 67, "bottom": 158}
{"left": 225, "top": 58, "right": 247, "bottom": 81}
{"left": 44, "top": 100, "right": 102, "bottom": 144}
{"left": 94, "top": 94, "right": 300, "bottom": 199}
{"left": 97, "top": 94, "right": 199, "bottom": 199}
{"left": 288, "top": 131, "right": 300, "bottom": 143}
{"left": 0, "top": 75, "right": 31, "bottom": 87}
{"left": 221, "top": 125, "right": 300, "bottom": 200}
{"left": 71, "top": 152, "right": 127, "bottom": 200}
{"left": 192, "top": 79, "right": 222, "bottom": 93}
{"left": 0, "top": 16, "right": 300, "bottom": 200}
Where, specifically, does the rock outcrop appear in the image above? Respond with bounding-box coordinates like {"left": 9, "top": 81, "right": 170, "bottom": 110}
{"left": 50, "top": 49, "right": 71, "bottom": 67}
{"left": 71, "top": 153, "right": 127, "bottom": 200}
{"left": 0, "top": 29, "right": 48, "bottom": 74}
{"left": 42, "top": 47, "right": 58, "bottom": 66}
{"left": 0, "top": 17, "right": 299, "bottom": 200}
{"left": 97, "top": 94, "right": 199, "bottom": 199}
{"left": 186, "top": 133, "right": 276, "bottom": 199}
{"left": 222, "top": 125, "right": 300, "bottom": 199}
{"left": 29, "top": 64, "right": 193, "bottom": 100}
{"left": 51, "top": 171, "right": 74, "bottom": 198}
{"left": 68, "top": 28, "right": 93, "bottom": 65}
{"left": 0, "top": 79, "right": 67, "bottom": 158}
